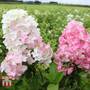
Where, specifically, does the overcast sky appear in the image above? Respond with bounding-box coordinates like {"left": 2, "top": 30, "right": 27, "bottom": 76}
{"left": 23, "top": 0, "right": 90, "bottom": 5}
{"left": 22, "top": 0, "right": 90, "bottom": 5}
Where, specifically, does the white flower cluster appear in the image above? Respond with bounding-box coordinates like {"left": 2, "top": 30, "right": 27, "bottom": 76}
{"left": 0, "top": 9, "right": 53, "bottom": 79}
{"left": 2, "top": 9, "right": 28, "bottom": 34}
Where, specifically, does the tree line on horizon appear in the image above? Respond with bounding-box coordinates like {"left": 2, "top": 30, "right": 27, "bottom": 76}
{"left": 0, "top": 0, "right": 58, "bottom": 4}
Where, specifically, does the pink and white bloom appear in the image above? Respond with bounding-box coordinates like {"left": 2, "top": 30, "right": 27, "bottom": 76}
{"left": 3, "top": 11, "right": 40, "bottom": 50}
{"left": 32, "top": 42, "right": 53, "bottom": 65}
{"left": 0, "top": 9, "right": 53, "bottom": 79}
{"left": 2, "top": 9, "right": 28, "bottom": 34}
{"left": 1, "top": 59, "right": 27, "bottom": 79}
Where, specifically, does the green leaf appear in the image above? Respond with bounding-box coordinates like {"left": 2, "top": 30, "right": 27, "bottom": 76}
{"left": 45, "top": 63, "right": 64, "bottom": 84}
{"left": 47, "top": 84, "right": 58, "bottom": 90}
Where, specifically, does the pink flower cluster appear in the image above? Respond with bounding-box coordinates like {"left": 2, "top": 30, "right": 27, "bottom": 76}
{"left": 0, "top": 9, "right": 53, "bottom": 79}
{"left": 55, "top": 20, "right": 90, "bottom": 75}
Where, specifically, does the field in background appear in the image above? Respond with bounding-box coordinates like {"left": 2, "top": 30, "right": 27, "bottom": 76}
{"left": 0, "top": 4, "right": 90, "bottom": 51}
{"left": 0, "top": 4, "right": 90, "bottom": 90}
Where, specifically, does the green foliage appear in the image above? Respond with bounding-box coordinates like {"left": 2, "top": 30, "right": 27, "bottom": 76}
{"left": 43, "top": 63, "right": 63, "bottom": 84}
{"left": 59, "top": 70, "right": 90, "bottom": 90}
{"left": 47, "top": 84, "right": 58, "bottom": 90}
{"left": 79, "top": 72, "right": 90, "bottom": 90}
